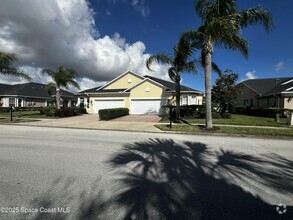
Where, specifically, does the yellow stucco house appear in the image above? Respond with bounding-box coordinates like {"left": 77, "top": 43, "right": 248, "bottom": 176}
{"left": 77, "top": 71, "right": 203, "bottom": 115}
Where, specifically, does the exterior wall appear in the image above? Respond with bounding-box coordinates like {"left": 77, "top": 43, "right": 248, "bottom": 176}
{"left": 103, "top": 72, "right": 143, "bottom": 90}
{"left": 258, "top": 96, "right": 285, "bottom": 108}
{"left": 24, "top": 98, "right": 47, "bottom": 107}
{"left": 235, "top": 86, "right": 259, "bottom": 107}
{"left": 284, "top": 97, "right": 293, "bottom": 109}
{"left": 197, "top": 95, "right": 203, "bottom": 105}
{"left": 129, "top": 81, "right": 164, "bottom": 98}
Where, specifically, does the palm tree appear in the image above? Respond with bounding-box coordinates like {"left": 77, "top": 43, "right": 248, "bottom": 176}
{"left": 146, "top": 39, "right": 197, "bottom": 118}
{"left": 42, "top": 66, "right": 80, "bottom": 109}
{"left": 0, "top": 51, "right": 31, "bottom": 80}
{"left": 181, "top": 0, "right": 273, "bottom": 129}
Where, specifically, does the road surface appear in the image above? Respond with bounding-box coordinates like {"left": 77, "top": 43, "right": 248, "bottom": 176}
{"left": 0, "top": 125, "right": 292, "bottom": 219}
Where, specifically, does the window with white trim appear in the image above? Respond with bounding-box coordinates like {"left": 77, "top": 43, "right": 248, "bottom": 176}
{"left": 190, "top": 95, "right": 197, "bottom": 105}
{"left": 9, "top": 98, "right": 15, "bottom": 107}
{"left": 182, "top": 95, "right": 188, "bottom": 105}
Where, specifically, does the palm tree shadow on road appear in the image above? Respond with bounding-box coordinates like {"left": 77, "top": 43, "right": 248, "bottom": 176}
{"left": 107, "top": 138, "right": 293, "bottom": 220}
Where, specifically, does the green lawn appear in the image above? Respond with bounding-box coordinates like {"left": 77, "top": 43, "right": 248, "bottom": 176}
{"left": 0, "top": 111, "right": 56, "bottom": 119}
{"left": 161, "top": 114, "right": 288, "bottom": 127}
{"left": 0, "top": 117, "right": 39, "bottom": 123}
{"left": 156, "top": 124, "right": 293, "bottom": 137}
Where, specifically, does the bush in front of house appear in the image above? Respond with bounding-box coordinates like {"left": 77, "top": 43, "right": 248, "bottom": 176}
{"left": 235, "top": 107, "right": 291, "bottom": 118}
{"left": 55, "top": 107, "right": 86, "bottom": 117}
{"left": 99, "top": 108, "right": 129, "bottom": 120}
{"left": 0, "top": 107, "right": 11, "bottom": 112}
{"left": 221, "top": 112, "right": 232, "bottom": 119}
{"left": 40, "top": 106, "right": 56, "bottom": 116}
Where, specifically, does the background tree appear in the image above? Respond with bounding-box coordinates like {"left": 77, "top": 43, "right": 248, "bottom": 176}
{"left": 212, "top": 69, "right": 243, "bottom": 115}
{"left": 0, "top": 51, "right": 31, "bottom": 80}
{"left": 42, "top": 66, "right": 80, "bottom": 109}
{"left": 181, "top": 0, "right": 273, "bottom": 129}
{"left": 146, "top": 39, "right": 197, "bottom": 118}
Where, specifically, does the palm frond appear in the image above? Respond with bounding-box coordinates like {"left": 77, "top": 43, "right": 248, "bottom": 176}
{"left": 42, "top": 69, "right": 55, "bottom": 77}
{"left": 220, "top": 34, "right": 248, "bottom": 58}
{"left": 68, "top": 80, "right": 80, "bottom": 89}
{"left": 168, "top": 67, "right": 180, "bottom": 82}
{"left": 0, "top": 52, "right": 32, "bottom": 80}
{"left": 181, "top": 61, "right": 198, "bottom": 74}
{"left": 239, "top": 6, "right": 274, "bottom": 31}
{"left": 45, "top": 82, "right": 55, "bottom": 95}
{"left": 180, "top": 29, "right": 204, "bottom": 49}
{"left": 212, "top": 62, "right": 222, "bottom": 77}
{"left": 146, "top": 53, "right": 173, "bottom": 71}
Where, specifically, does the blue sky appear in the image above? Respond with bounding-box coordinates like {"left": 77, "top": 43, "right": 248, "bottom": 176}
{"left": 0, "top": 0, "right": 292, "bottom": 92}
{"left": 90, "top": 0, "right": 293, "bottom": 91}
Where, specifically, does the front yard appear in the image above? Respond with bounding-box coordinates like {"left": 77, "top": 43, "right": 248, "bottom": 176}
{"left": 156, "top": 124, "right": 293, "bottom": 137}
{"left": 161, "top": 114, "right": 288, "bottom": 127}
{"left": 157, "top": 114, "right": 293, "bottom": 137}
{"left": 0, "top": 111, "right": 55, "bottom": 119}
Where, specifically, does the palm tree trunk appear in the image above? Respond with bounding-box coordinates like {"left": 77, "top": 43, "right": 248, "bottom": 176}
{"left": 204, "top": 39, "right": 213, "bottom": 129}
{"left": 56, "top": 86, "right": 61, "bottom": 110}
{"left": 175, "top": 79, "right": 181, "bottom": 118}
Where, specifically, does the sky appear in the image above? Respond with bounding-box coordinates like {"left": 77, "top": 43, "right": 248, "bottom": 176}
{"left": 0, "top": 0, "right": 293, "bottom": 93}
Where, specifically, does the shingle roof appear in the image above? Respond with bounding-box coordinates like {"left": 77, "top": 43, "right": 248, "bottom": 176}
{"left": 241, "top": 77, "right": 293, "bottom": 96}
{"left": 0, "top": 84, "right": 13, "bottom": 95}
{"left": 144, "top": 75, "right": 203, "bottom": 93}
{"left": 0, "top": 82, "right": 74, "bottom": 98}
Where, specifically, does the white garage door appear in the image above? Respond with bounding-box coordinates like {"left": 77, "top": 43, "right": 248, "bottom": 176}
{"left": 130, "top": 99, "right": 167, "bottom": 115}
{"left": 94, "top": 99, "right": 124, "bottom": 113}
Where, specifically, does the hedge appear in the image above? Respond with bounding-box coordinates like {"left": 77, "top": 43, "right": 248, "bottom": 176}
{"left": 99, "top": 108, "right": 129, "bottom": 120}
{"left": 235, "top": 106, "right": 292, "bottom": 118}
{"left": 40, "top": 106, "right": 56, "bottom": 117}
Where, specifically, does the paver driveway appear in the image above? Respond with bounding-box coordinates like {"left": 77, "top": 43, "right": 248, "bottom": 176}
{"left": 18, "top": 114, "right": 162, "bottom": 132}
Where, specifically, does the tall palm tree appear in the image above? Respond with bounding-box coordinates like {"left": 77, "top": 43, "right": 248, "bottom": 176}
{"left": 42, "top": 66, "right": 80, "bottom": 109}
{"left": 0, "top": 51, "right": 31, "bottom": 80}
{"left": 146, "top": 39, "right": 197, "bottom": 118}
{"left": 181, "top": 0, "right": 273, "bottom": 129}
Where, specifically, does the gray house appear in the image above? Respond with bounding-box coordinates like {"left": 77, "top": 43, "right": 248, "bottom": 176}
{"left": 235, "top": 77, "right": 293, "bottom": 109}
{"left": 0, "top": 82, "right": 76, "bottom": 107}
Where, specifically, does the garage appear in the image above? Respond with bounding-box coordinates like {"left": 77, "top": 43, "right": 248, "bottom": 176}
{"left": 94, "top": 99, "right": 125, "bottom": 113}
{"left": 130, "top": 99, "right": 167, "bottom": 115}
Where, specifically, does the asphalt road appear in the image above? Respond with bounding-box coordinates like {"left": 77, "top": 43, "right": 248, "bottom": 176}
{"left": 0, "top": 125, "right": 292, "bottom": 220}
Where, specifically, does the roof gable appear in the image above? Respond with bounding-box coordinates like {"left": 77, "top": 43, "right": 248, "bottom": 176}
{"left": 97, "top": 70, "right": 144, "bottom": 91}
{"left": 124, "top": 78, "right": 165, "bottom": 92}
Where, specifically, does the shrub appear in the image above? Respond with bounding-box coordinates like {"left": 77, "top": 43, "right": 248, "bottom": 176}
{"left": 40, "top": 106, "right": 56, "bottom": 117}
{"left": 212, "top": 112, "right": 222, "bottom": 119}
{"left": 222, "top": 112, "right": 232, "bottom": 119}
{"left": 55, "top": 107, "right": 85, "bottom": 117}
{"left": 99, "top": 108, "right": 129, "bottom": 120}
{"left": 0, "top": 107, "right": 11, "bottom": 113}
{"left": 180, "top": 105, "right": 205, "bottom": 118}
{"left": 244, "top": 108, "right": 289, "bottom": 118}
{"left": 235, "top": 106, "right": 246, "bottom": 114}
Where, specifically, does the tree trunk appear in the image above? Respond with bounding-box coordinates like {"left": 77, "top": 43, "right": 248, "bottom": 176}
{"left": 56, "top": 86, "right": 61, "bottom": 110}
{"left": 175, "top": 79, "right": 181, "bottom": 118}
{"left": 204, "top": 39, "right": 213, "bottom": 129}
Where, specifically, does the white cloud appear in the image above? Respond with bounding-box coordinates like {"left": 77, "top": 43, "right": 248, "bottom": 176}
{"left": 245, "top": 70, "right": 257, "bottom": 80}
{"left": 0, "top": 0, "right": 165, "bottom": 92}
{"left": 275, "top": 61, "right": 285, "bottom": 71}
